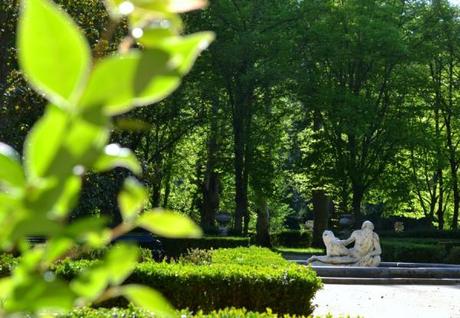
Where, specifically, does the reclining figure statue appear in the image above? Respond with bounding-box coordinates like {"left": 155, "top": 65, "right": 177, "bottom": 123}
{"left": 307, "top": 220, "right": 382, "bottom": 267}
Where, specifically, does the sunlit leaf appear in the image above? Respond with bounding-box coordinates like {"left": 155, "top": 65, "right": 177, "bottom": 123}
{"left": 71, "top": 265, "right": 108, "bottom": 300}
{"left": 79, "top": 49, "right": 181, "bottom": 115}
{"left": 168, "top": 0, "right": 207, "bottom": 13}
{"left": 18, "top": 0, "right": 90, "bottom": 107}
{"left": 148, "top": 32, "right": 215, "bottom": 74}
{"left": 105, "top": 243, "right": 139, "bottom": 285}
{"left": 43, "top": 237, "right": 74, "bottom": 264}
{"left": 24, "top": 105, "right": 68, "bottom": 179}
{"left": 5, "top": 276, "right": 75, "bottom": 312}
{"left": 137, "top": 209, "right": 202, "bottom": 238}
{"left": 122, "top": 285, "right": 175, "bottom": 318}
{"left": 119, "top": 178, "right": 147, "bottom": 221}
{"left": 94, "top": 144, "right": 142, "bottom": 175}
{"left": 50, "top": 174, "right": 81, "bottom": 218}
{"left": 71, "top": 243, "right": 138, "bottom": 300}
{"left": 0, "top": 143, "right": 25, "bottom": 189}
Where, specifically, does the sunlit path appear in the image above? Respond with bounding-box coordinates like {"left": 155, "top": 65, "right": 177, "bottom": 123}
{"left": 313, "top": 284, "right": 460, "bottom": 318}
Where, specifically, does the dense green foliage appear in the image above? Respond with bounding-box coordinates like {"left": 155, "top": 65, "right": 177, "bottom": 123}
{"left": 55, "top": 260, "right": 321, "bottom": 315}
{"left": 5, "top": 0, "right": 460, "bottom": 239}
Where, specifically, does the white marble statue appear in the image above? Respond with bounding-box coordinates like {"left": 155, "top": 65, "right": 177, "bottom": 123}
{"left": 307, "top": 220, "right": 382, "bottom": 267}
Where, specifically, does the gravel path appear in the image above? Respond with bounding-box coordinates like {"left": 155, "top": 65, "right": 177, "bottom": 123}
{"left": 312, "top": 284, "right": 460, "bottom": 318}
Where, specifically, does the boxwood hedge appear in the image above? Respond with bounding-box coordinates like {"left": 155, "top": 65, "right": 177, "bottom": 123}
{"left": 55, "top": 259, "right": 321, "bottom": 315}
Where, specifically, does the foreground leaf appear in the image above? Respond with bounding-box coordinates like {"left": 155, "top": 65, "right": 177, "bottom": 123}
{"left": 79, "top": 49, "right": 180, "bottom": 115}
{"left": 122, "top": 285, "right": 174, "bottom": 318}
{"left": 94, "top": 144, "right": 142, "bottom": 175}
{"left": 119, "top": 178, "right": 147, "bottom": 222}
{"left": 137, "top": 210, "right": 202, "bottom": 238}
{"left": 0, "top": 143, "right": 25, "bottom": 189}
{"left": 18, "top": 0, "right": 90, "bottom": 106}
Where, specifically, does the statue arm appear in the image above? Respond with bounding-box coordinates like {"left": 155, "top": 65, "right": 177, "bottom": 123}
{"left": 340, "top": 232, "right": 356, "bottom": 246}
{"left": 369, "top": 233, "right": 382, "bottom": 257}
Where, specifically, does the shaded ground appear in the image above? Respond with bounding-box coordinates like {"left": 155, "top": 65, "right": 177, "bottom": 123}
{"left": 313, "top": 284, "right": 460, "bottom": 318}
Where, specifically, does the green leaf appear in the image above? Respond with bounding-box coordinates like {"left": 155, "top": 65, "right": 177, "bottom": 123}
{"left": 71, "top": 243, "right": 138, "bottom": 300}
{"left": 24, "top": 105, "right": 68, "bottom": 180}
{"left": 140, "top": 32, "right": 214, "bottom": 74}
{"left": 43, "top": 237, "right": 74, "bottom": 264}
{"left": 119, "top": 178, "right": 147, "bottom": 221}
{"left": 0, "top": 143, "right": 25, "bottom": 189}
{"left": 5, "top": 276, "right": 75, "bottom": 312}
{"left": 50, "top": 174, "right": 81, "bottom": 218}
{"left": 121, "top": 285, "right": 174, "bottom": 318}
{"left": 105, "top": 243, "right": 139, "bottom": 285}
{"left": 137, "top": 209, "right": 202, "bottom": 238}
{"left": 23, "top": 104, "right": 108, "bottom": 180}
{"left": 94, "top": 144, "right": 142, "bottom": 175}
{"left": 71, "top": 265, "right": 109, "bottom": 300}
{"left": 18, "top": 0, "right": 90, "bottom": 107}
{"left": 79, "top": 49, "right": 181, "bottom": 115}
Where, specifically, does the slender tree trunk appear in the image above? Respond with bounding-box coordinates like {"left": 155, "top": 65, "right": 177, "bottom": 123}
{"left": 201, "top": 100, "right": 220, "bottom": 232}
{"left": 437, "top": 169, "right": 444, "bottom": 230}
{"left": 232, "top": 93, "right": 250, "bottom": 235}
{"left": 162, "top": 169, "right": 171, "bottom": 208}
{"left": 446, "top": 51, "right": 459, "bottom": 230}
{"left": 311, "top": 110, "right": 329, "bottom": 243}
{"left": 312, "top": 190, "right": 329, "bottom": 247}
{"left": 233, "top": 123, "right": 246, "bottom": 234}
{"left": 351, "top": 184, "right": 364, "bottom": 218}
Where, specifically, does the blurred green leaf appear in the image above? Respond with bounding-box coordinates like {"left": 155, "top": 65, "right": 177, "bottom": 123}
{"left": 121, "top": 285, "right": 174, "bottom": 318}
{"left": 5, "top": 276, "right": 75, "bottom": 312}
{"left": 24, "top": 105, "right": 68, "bottom": 180}
{"left": 71, "top": 264, "right": 109, "bottom": 300}
{"left": 150, "top": 32, "right": 214, "bottom": 74}
{"left": 79, "top": 49, "right": 180, "bottom": 115}
{"left": 0, "top": 143, "right": 25, "bottom": 189}
{"left": 50, "top": 175, "right": 81, "bottom": 218}
{"left": 94, "top": 144, "right": 142, "bottom": 175}
{"left": 71, "top": 243, "right": 138, "bottom": 301}
{"left": 18, "top": 0, "right": 90, "bottom": 107}
{"left": 105, "top": 243, "right": 139, "bottom": 285}
{"left": 137, "top": 210, "right": 202, "bottom": 238}
{"left": 119, "top": 178, "right": 147, "bottom": 221}
{"left": 43, "top": 237, "right": 74, "bottom": 264}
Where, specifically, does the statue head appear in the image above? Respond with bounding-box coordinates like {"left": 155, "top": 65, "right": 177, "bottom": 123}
{"left": 361, "top": 220, "right": 374, "bottom": 231}
{"left": 322, "top": 230, "right": 335, "bottom": 243}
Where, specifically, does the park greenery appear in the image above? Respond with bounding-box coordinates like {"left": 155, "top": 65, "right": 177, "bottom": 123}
{"left": 4, "top": 0, "right": 460, "bottom": 240}
{"left": 2, "top": 0, "right": 460, "bottom": 316}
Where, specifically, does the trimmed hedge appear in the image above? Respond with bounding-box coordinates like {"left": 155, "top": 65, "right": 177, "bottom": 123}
{"left": 60, "top": 307, "right": 337, "bottom": 318}
{"left": 271, "top": 230, "right": 312, "bottom": 248}
{"left": 55, "top": 259, "right": 321, "bottom": 314}
{"left": 160, "top": 237, "right": 250, "bottom": 258}
{"left": 381, "top": 241, "right": 448, "bottom": 263}
{"left": 379, "top": 230, "right": 460, "bottom": 240}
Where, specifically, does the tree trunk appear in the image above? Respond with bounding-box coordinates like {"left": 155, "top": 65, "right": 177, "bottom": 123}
{"left": 437, "top": 169, "right": 444, "bottom": 230}
{"left": 351, "top": 184, "right": 364, "bottom": 218}
{"left": 312, "top": 190, "right": 329, "bottom": 247}
{"left": 232, "top": 96, "right": 250, "bottom": 235}
{"left": 201, "top": 100, "right": 220, "bottom": 232}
